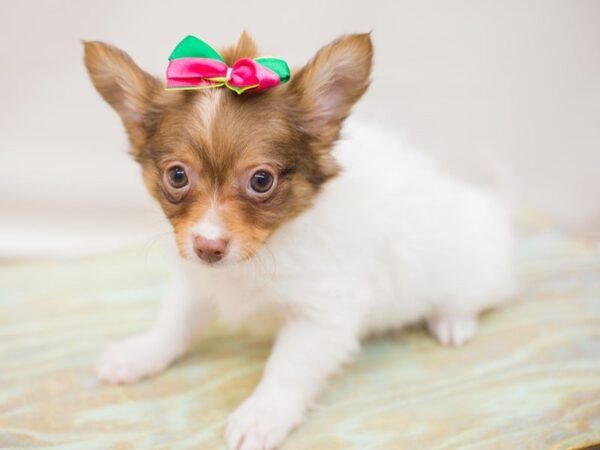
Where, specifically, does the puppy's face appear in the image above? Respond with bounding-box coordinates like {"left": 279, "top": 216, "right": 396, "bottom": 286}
{"left": 84, "top": 32, "right": 372, "bottom": 265}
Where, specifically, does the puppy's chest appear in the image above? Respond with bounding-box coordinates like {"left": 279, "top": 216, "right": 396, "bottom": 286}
{"left": 211, "top": 269, "right": 285, "bottom": 334}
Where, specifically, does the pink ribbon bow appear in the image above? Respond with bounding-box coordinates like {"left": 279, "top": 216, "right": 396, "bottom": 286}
{"left": 167, "top": 57, "right": 282, "bottom": 94}
{"left": 165, "top": 36, "right": 290, "bottom": 94}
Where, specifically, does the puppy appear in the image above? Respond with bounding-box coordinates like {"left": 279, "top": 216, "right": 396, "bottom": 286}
{"left": 84, "top": 32, "right": 515, "bottom": 450}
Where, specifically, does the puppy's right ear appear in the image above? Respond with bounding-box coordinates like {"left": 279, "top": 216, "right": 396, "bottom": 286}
{"left": 83, "top": 41, "right": 163, "bottom": 151}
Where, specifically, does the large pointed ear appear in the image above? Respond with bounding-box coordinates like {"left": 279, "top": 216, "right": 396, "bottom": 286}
{"left": 289, "top": 33, "right": 373, "bottom": 150}
{"left": 83, "top": 41, "right": 163, "bottom": 152}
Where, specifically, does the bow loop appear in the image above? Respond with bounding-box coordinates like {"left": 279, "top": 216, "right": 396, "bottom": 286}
{"left": 166, "top": 35, "right": 290, "bottom": 94}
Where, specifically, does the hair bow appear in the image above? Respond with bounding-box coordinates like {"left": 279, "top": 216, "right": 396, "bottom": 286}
{"left": 166, "top": 35, "right": 290, "bottom": 94}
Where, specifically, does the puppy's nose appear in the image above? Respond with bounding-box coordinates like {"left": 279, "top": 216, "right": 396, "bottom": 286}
{"left": 193, "top": 235, "right": 228, "bottom": 263}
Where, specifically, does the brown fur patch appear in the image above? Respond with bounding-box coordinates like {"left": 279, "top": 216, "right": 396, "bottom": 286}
{"left": 83, "top": 33, "right": 373, "bottom": 261}
{"left": 220, "top": 31, "right": 260, "bottom": 64}
{"left": 83, "top": 41, "right": 164, "bottom": 150}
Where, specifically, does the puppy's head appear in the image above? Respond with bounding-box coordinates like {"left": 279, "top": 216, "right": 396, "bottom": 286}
{"left": 84, "top": 32, "right": 372, "bottom": 266}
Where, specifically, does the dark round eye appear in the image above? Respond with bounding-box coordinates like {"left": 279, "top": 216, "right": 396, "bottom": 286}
{"left": 250, "top": 170, "right": 274, "bottom": 194}
{"left": 167, "top": 165, "right": 188, "bottom": 189}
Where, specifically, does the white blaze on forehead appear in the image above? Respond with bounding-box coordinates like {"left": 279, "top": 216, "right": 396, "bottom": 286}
{"left": 192, "top": 205, "right": 224, "bottom": 240}
{"left": 195, "top": 89, "right": 222, "bottom": 142}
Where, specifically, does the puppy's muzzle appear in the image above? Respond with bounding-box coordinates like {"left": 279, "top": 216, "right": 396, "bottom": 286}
{"left": 194, "top": 236, "right": 229, "bottom": 263}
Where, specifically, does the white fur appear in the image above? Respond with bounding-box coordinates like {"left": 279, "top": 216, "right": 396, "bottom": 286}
{"left": 95, "top": 121, "right": 516, "bottom": 450}
{"left": 191, "top": 205, "right": 224, "bottom": 241}
{"left": 196, "top": 89, "right": 222, "bottom": 138}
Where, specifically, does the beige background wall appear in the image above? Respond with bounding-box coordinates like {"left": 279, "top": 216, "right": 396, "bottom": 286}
{"left": 1, "top": 0, "right": 599, "bottom": 258}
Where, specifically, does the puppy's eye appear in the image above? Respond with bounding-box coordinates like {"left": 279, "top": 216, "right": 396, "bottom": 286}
{"left": 167, "top": 165, "right": 188, "bottom": 189}
{"left": 250, "top": 170, "right": 274, "bottom": 194}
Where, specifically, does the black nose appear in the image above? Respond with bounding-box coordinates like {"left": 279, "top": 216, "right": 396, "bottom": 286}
{"left": 193, "top": 236, "right": 228, "bottom": 263}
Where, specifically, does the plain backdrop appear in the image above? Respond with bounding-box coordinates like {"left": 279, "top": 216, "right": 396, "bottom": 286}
{"left": 1, "top": 0, "right": 599, "bottom": 258}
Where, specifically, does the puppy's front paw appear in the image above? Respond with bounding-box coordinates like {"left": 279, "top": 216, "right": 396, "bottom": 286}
{"left": 225, "top": 393, "right": 304, "bottom": 450}
{"left": 93, "top": 331, "right": 178, "bottom": 384}
{"left": 427, "top": 314, "right": 477, "bottom": 346}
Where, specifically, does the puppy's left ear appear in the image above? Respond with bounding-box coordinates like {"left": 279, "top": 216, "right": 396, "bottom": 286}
{"left": 289, "top": 33, "right": 373, "bottom": 150}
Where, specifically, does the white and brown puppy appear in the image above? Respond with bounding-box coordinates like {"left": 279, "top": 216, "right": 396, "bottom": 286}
{"left": 84, "top": 32, "right": 515, "bottom": 450}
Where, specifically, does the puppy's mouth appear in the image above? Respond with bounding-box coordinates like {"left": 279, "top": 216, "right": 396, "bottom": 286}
{"left": 193, "top": 257, "right": 229, "bottom": 267}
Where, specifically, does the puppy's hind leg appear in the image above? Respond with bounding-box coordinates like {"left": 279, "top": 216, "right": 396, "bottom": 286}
{"left": 426, "top": 313, "right": 478, "bottom": 346}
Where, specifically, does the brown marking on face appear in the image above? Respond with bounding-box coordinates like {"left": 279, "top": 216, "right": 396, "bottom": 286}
{"left": 84, "top": 32, "right": 373, "bottom": 264}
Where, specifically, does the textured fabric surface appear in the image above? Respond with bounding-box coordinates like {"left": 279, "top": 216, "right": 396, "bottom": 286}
{"left": 1, "top": 231, "right": 599, "bottom": 449}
